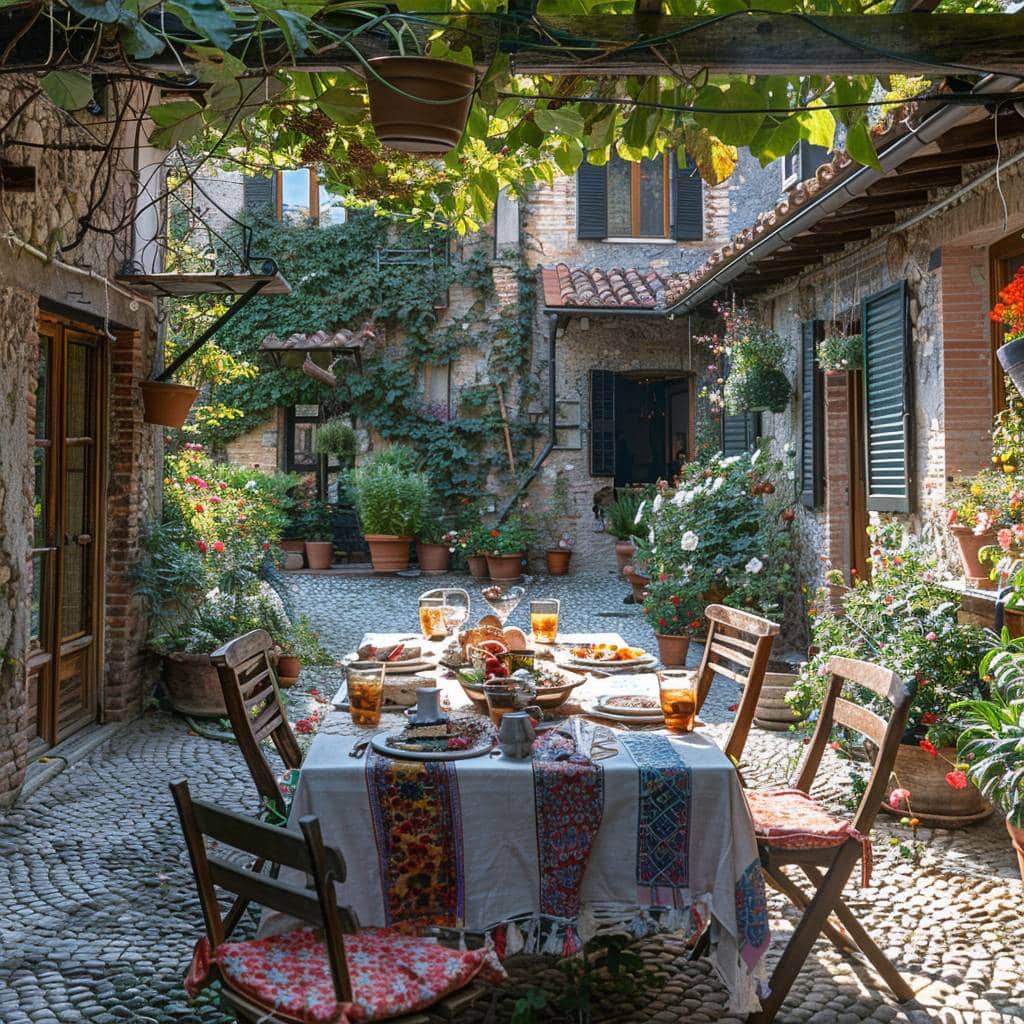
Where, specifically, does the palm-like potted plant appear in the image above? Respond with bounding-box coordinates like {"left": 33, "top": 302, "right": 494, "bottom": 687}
{"left": 606, "top": 490, "right": 643, "bottom": 572}
{"left": 953, "top": 647, "right": 1024, "bottom": 881}
{"left": 641, "top": 573, "right": 705, "bottom": 667}
{"left": 349, "top": 447, "right": 429, "bottom": 573}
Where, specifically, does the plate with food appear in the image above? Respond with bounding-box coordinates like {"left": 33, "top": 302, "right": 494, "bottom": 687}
{"left": 456, "top": 662, "right": 591, "bottom": 713}
{"left": 352, "top": 641, "right": 437, "bottom": 675}
{"left": 581, "top": 700, "right": 665, "bottom": 725}
{"left": 560, "top": 643, "right": 657, "bottom": 672}
{"left": 370, "top": 715, "right": 495, "bottom": 761}
{"left": 594, "top": 693, "right": 663, "bottom": 717}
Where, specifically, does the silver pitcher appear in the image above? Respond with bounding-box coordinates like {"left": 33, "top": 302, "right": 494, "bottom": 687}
{"left": 409, "top": 687, "right": 446, "bottom": 725}
{"left": 498, "top": 711, "right": 536, "bottom": 760}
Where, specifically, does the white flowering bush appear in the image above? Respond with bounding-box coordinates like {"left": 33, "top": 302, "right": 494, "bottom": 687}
{"left": 634, "top": 446, "right": 795, "bottom": 620}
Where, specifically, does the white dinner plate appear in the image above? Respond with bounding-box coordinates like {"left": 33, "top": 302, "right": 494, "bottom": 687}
{"left": 594, "top": 693, "right": 662, "bottom": 717}
{"left": 581, "top": 701, "right": 665, "bottom": 725}
{"left": 369, "top": 731, "right": 494, "bottom": 762}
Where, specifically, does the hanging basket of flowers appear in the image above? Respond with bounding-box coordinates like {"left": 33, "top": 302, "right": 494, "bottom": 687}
{"left": 992, "top": 265, "right": 1024, "bottom": 398}
{"left": 723, "top": 363, "right": 792, "bottom": 414}
{"left": 816, "top": 333, "right": 864, "bottom": 373}
{"left": 719, "top": 307, "right": 793, "bottom": 415}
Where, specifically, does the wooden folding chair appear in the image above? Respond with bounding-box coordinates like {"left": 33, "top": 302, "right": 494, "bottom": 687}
{"left": 170, "top": 779, "right": 495, "bottom": 1024}
{"left": 694, "top": 604, "right": 780, "bottom": 765}
{"left": 210, "top": 629, "right": 302, "bottom": 819}
{"left": 744, "top": 655, "right": 915, "bottom": 1023}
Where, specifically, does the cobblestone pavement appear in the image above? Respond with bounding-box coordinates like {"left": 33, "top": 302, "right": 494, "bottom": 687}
{"left": 1, "top": 570, "right": 1022, "bottom": 1024}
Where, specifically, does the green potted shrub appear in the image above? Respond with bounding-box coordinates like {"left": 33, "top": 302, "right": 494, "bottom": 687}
{"left": 720, "top": 307, "right": 792, "bottom": 415}
{"left": 298, "top": 498, "right": 336, "bottom": 571}
{"left": 606, "top": 490, "right": 643, "bottom": 572}
{"left": 456, "top": 523, "right": 493, "bottom": 578}
{"left": 544, "top": 473, "right": 573, "bottom": 576}
{"left": 276, "top": 614, "right": 331, "bottom": 685}
{"left": 641, "top": 574, "right": 705, "bottom": 667}
{"left": 314, "top": 418, "right": 358, "bottom": 467}
{"left": 484, "top": 515, "right": 533, "bottom": 581}
{"left": 349, "top": 448, "right": 430, "bottom": 573}
{"left": 952, "top": 647, "right": 1024, "bottom": 882}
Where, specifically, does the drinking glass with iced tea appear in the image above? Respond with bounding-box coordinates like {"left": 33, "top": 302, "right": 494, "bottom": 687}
{"left": 418, "top": 595, "right": 447, "bottom": 639}
{"left": 530, "top": 599, "right": 559, "bottom": 644}
{"left": 347, "top": 662, "right": 385, "bottom": 727}
{"left": 658, "top": 670, "right": 697, "bottom": 733}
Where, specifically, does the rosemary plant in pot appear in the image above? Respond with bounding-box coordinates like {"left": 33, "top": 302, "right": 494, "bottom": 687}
{"left": 349, "top": 447, "right": 429, "bottom": 573}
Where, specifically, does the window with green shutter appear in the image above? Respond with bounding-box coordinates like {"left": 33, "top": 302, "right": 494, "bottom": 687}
{"left": 589, "top": 369, "right": 616, "bottom": 476}
{"left": 722, "top": 411, "right": 761, "bottom": 456}
{"left": 862, "top": 282, "right": 912, "bottom": 513}
{"left": 800, "top": 320, "right": 825, "bottom": 509}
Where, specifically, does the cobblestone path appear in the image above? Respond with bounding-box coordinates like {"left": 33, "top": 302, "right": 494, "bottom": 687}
{"left": 0, "top": 571, "right": 1021, "bottom": 1024}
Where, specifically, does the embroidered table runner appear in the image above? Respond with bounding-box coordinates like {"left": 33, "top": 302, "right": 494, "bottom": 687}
{"left": 282, "top": 721, "right": 769, "bottom": 1012}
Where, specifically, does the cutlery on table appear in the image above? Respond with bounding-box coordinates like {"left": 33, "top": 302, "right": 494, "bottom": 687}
{"left": 348, "top": 739, "right": 371, "bottom": 759}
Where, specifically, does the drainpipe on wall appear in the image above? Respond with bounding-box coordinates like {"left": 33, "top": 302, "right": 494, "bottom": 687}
{"left": 497, "top": 311, "right": 563, "bottom": 522}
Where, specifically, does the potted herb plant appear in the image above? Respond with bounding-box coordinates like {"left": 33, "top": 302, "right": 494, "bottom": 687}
{"left": 606, "top": 490, "right": 643, "bottom": 572}
{"left": 721, "top": 307, "right": 792, "bottom": 415}
{"left": 816, "top": 333, "right": 864, "bottom": 373}
{"left": 276, "top": 614, "right": 330, "bottom": 686}
{"left": 463, "top": 524, "right": 492, "bottom": 578}
{"left": 349, "top": 448, "right": 429, "bottom": 573}
{"left": 485, "top": 516, "right": 533, "bottom": 581}
{"left": 641, "top": 574, "right": 704, "bottom": 667}
{"left": 300, "top": 499, "right": 336, "bottom": 571}
{"left": 953, "top": 648, "right": 1024, "bottom": 882}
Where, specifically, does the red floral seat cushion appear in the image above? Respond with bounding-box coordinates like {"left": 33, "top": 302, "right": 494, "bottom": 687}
{"left": 187, "top": 926, "right": 505, "bottom": 1024}
{"left": 744, "top": 787, "right": 872, "bottom": 886}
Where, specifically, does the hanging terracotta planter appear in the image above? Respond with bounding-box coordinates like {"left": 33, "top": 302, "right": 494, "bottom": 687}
{"left": 140, "top": 381, "right": 198, "bottom": 428}
{"left": 366, "top": 56, "right": 476, "bottom": 154}
{"left": 949, "top": 525, "right": 996, "bottom": 589}
{"left": 655, "top": 633, "right": 689, "bottom": 668}
{"left": 486, "top": 553, "right": 524, "bottom": 581}
{"left": 416, "top": 542, "right": 451, "bottom": 574}
{"left": 545, "top": 549, "right": 572, "bottom": 576}
{"left": 365, "top": 534, "right": 413, "bottom": 573}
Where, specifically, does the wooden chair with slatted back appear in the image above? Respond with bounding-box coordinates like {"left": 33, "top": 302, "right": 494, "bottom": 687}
{"left": 693, "top": 604, "right": 780, "bottom": 765}
{"left": 210, "top": 629, "right": 302, "bottom": 818}
{"left": 743, "top": 656, "right": 915, "bottom": 1023}
{"left": 170, "top": 779, "right": 491, "bottom": 1024}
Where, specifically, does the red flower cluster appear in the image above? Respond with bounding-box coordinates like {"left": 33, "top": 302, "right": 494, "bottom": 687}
{"left": 919, "top": 738, "right": 938, "bottom": 757}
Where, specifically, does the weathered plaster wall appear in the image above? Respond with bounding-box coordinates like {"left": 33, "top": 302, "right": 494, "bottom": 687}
{"left": 0, "top": 77, "right": 159, "bottom": 804}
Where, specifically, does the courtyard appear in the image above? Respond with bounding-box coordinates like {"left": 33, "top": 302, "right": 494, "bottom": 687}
{"left": 0, "top": 572, "right": 1021, "bottom": 1024}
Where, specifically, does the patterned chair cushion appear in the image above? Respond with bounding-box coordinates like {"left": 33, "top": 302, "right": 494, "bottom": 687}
{"left": 744, "top": 787, "right": 872, "bottom": 886}
{"left": 193, "top": 925, "right": 505, "bottom": 1024}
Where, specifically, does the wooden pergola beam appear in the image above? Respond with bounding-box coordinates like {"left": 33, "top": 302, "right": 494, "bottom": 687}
{"left": 936, "top": 114, "right": 1024, "bottom": 152}
{"left": 898, "top": 145, "right": 999, "bottom": 173}
{"left": 865, "top": 167, "right": 963, "bottom": 194}
{"left": 2, "top": 11, "right": 1024, "bottom": 77}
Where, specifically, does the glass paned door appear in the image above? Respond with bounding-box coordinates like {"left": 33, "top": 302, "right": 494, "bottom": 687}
{"left": 29, "top": 317, "right": 104, "bottom": 748}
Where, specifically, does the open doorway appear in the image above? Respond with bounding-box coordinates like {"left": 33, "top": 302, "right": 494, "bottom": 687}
{"left": 613, "top": 373, "right": 692, "bottom": 486}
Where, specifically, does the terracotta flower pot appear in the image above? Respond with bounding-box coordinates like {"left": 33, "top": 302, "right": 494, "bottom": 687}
{"left": 486, "top": 553, "right": 524, "bottom": 581}
{"left": 615, "top": 540, "right": 636, "bottom": 573}
{"left": 416, "top": 542, "right": 451, "bottom": 574}
{"left": 162, "top": 652, "right": 226, "bottom": 717}
{"left": 655, "top": 633, "right": 689, "bottom": 667}
{"left": 753, "top": 672, "right": 805, "bottom": 732}
{"left": 365, "top": 534, "right": 413, "bottom": 573}
{"left": 880, "top": 742, "right": 992, "bottom": 828}
{"left": 546, "top": 549, "right": 572, "bottom": 576}
{"left": 623, "top": 565, "right": 650, "bottom": 603}
{"left": 140, "top": 381, "right": 198, "bottom": 428}
{"left": 276, "top": 655, "right": 301, "bottom": 686}
{"left": 1007, "top": 820, "right": 1024, "bottom": 884}
{"left": 949, "top": 525, "right": 997, "bottom": 589}
{"left": 1004, "top": 607, "right": 1024, "bottom": 638}
{"left": 467, "top": 554, "right": 489, "bottom": 579}
{"left": 304, "top": 540, "right": 335, "bottom": 571}
{"left": 366, "top": 56, "right": 476, "bottom": 154}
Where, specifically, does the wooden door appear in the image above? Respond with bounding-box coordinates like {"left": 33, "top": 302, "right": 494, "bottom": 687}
{"left": 28, "top": 317, "right": 104, "bottom": 749}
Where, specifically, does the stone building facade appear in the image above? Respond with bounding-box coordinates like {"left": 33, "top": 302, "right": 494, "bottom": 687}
{"left": 0, "top": 78, "right": 161, "bottom": 805}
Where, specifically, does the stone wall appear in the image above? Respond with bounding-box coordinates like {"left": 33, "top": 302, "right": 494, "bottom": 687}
{"left": 0, "top": 77, "right": 159, "bottom": 805}
{"left": 225, "top": 417, "right": 280, "bottom": 470}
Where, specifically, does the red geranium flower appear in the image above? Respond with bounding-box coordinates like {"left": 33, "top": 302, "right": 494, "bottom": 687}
{"left": 196, "top": 540, "right": 208, "bottom": 554}
{"left": 727, "top": 703, "right": 738, "bottom": 712}
{"left": 194, "top": 503, "right": 205, "bottom": 513}
{"left": 212, "top": 540, "right": 225, "bottom": 553}
{"left": 945, "top": 770, "right": 968, "bottom": 790}
{"left": 658, "top": 617, "right": 667, "bottom": 626}
{"left": 670, "top": 595, "right": 680, "bottom": 606}
{"left": 919, "top": 739, "right": 938, "bottom": 757}
{"left": 491, "top": 529, "right": 499, "bottom": 538}
{"left": 294, "top": 719, "right": 314, "bottom": 735}
{"left": 921, "top": 711, "right": 938, "bottom": 726}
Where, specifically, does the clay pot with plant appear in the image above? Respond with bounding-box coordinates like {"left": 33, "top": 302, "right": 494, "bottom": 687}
{"left": 276, "top": 614, "right": 330, "bottom": 687}
{"left": 314, "top": 418, "right": 358, "bottom": 468}
{"left": 544, "top": 473, "right": 573, "bottom": 576}
{"left": 991, "top": 262, "right": 1024, "bottom": 400}
{"left": 416, "top": 514, "right": 456, "bottom": 574}
{"left": 296, "top": 498, "right": 336, "bottom": 571}
{"left": 945, "top": 469, "right": 1017, "bottom": 589}
{"left": 641, "top": 572, "right": 705, "bottom": 668}
{"left": 721, "top": 309, "right": 793, "bottom": 415}
{"left": 484, "top": 515, "right": 533, "bottom": 581}
{"left": 605, "top": 490, "right": 643, "bottom": 573}
{"left": 349, "top": 446, "right": 429, "bottom": 573}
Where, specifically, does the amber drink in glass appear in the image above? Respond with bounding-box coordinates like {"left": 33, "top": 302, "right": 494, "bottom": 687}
{"left": 658, "top": 671, "right": 697, "bottom": 733}
{"left": 348, "top": 662, "right": 384, "bottom": 727}
{"left": 418, "top": 596, "right": 447, "bottom": 639}
{"left": 530, "top": 599, "right": 560, "bottom": 644}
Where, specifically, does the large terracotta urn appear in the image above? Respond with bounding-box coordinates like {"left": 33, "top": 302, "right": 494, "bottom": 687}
{"left": 162, "top": 653, "right": 226, "bottom": 717}
{"left": 881, "top": 742, "right": 992, "bottom": 828}
{"left": 365, "top": 534, "right": 413, "bottom": 573}
{"left": 949, "top": 526, "right": 996, "bottom": 590}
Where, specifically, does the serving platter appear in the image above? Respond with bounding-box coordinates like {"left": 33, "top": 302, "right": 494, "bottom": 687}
{"left": 344, "top": 654, "right": 437, "bottom": 675}
{"left": 369, "top": 730, "right": 494, "bottom": 762}
{"left": 561, "top": 654, "right": 658, "bottom": 673}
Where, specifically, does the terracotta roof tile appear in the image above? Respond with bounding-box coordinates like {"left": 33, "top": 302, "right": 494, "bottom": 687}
{"left": 541, "top": 264, "right": 692, "bottom": 312}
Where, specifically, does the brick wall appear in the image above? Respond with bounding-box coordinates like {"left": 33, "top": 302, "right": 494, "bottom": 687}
{"left": 225, "top": 418, "right": 279, "bottom": 470}
{"left": 940, "top": 246, "right": 993, "bottom": 479}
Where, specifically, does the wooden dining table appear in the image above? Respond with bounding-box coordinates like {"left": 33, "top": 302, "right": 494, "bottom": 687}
{"left": 272, "top": 630, "right": 771, "bottom": 1014}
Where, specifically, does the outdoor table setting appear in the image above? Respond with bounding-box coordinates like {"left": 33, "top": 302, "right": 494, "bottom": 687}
{"left": 274, "top": 585, "right": 771, "bottom": 1014}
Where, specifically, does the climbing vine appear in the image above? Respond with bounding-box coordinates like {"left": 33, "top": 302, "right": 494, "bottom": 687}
{"left": 180, "top": 211, "right": 538, "bottom": 504}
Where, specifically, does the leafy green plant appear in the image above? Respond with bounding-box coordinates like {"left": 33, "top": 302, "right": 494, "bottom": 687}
{"left": 314, "top": 418, "right": 358, "bottom": 465}
{"left": 293, "top": 497, "right": 335, "bottom": 541}
{"left": 279, "top": 614, "right": 332, "bottom": 665}
{"left": 952, "top": 649, "right": 1024, "bottom": 827}
{"left": 349, "top": 455, "right": 429, "bottom": 536}
{"left": 484, "top": 515, "right": 534, "bottom": 555}
{"left": 642, "top": 573, "right": 705, "bottom": 638}
{"left": 720, "top": 307, "right": 792, "bottom": 415}
{"left": 606, "top": 490, "right": 644, "bottom": 542}
{"left": 817, "top": 333, "right": 864, "bottom": 372}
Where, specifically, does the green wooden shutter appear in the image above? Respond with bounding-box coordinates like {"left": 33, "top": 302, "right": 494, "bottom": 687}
{"left": 673, "top": 152, "right": 703, "bottom": 241}
{"left": 577, "top": 160, "right": 608, "bottom": 240}
{"left": 589, "top": 369, "right": 616, "bottom": 476}
{"left": 863, "top": 282, "right": 912, "bottom": 513}
{"left": 722, "top": 411, "right": 761, "bottom": 456}
{"left": 800, "top": 320, "right": 825, "bottom": 509}
{"left": 243, "top": 174, "right": 273, "bottom": 214}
